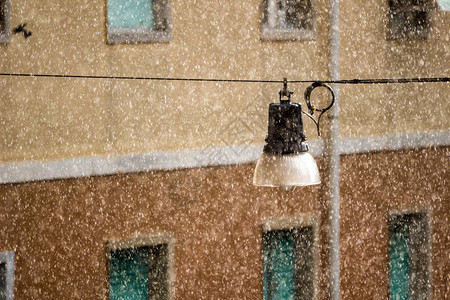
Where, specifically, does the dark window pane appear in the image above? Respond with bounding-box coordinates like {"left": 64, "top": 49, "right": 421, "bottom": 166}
{"left": 286, "top": 0, "right": 312, "bottom": 29}
{"left": 262, "top": 0, "right": 312, "bottom": 30}
{"left": 0, "top": 262, "right": 7, "bottom": 300}
{"left": 295, "top": 227, "right": 314, "bottom": 300}
{"left": 148, "top": 244, "right": 168, "bottom": 299}
{"left": 388, "top": 0, "right": 431, "bottom": 38}
{"left": 0, "top": 1, "right": 5, "bottom": 32}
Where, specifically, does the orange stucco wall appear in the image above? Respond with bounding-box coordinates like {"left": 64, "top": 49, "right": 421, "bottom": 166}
{"left": 1, "top": 147, "right": 448, "bottom": 298}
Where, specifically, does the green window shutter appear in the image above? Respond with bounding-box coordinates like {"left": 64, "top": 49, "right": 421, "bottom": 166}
{"left": 389, "top": 213, "right": 429, "bottom": 300}
{"left": 264, "top": 230, "right": 296, "bottom": 300}
{"left": 263, "top": 226, "right": 314, "bottom": 300}
{"left": 389, "top": 222, "right": 410, "bottom": 300}
{"left": 263, "top": 227, "right": 315, "bottom": 300}
{"left": 109, "top": 247, "right": 150, "bottom": 300}
{"left": 108, "top": 0, "right": 154, "bottom": 28}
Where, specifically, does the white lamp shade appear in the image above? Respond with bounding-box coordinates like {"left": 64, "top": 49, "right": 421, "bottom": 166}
{"left": 253, "top": 152, "right": 320, "bottom": 188}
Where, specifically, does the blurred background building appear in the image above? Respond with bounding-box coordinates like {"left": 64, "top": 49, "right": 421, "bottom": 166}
{"left": 0, "top": 0, "right": 448, "bottom": 298}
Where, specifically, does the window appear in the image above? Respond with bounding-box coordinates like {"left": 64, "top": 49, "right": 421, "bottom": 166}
{"left": 262, "top": 216, "right": 319, "bottom": 300}
{"left": 0, "top": 251, "right": 14, "bottom": 300}
{"left": 389, "top": 212, "right": 430, "bottom": 300}
{"left": 107, "top": 0, "right": 171, "bottom": 44}
{"left": 388, "top": 0, "right": 435, "bottom": 39}
{"left": 262, "top": 0, "right": 315, "bottom": 40}
{"left": 0, "top": 0, "right": 11, "bottom": 43}
{"left": 108, "top": 235, "right": 174, "bottom": 299}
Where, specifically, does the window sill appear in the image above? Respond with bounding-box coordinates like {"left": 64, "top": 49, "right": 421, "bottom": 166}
{"left": 107, "top": 27, "right": 171, "bottom": 44}
{"left": 262, "top": 27, "right": 316, "bottom": 41}
{"left": 387, "top": 30, "right": 431, "bottom": 40}
{"left": 0, "top": 33, "right": 11, "bottom": 44}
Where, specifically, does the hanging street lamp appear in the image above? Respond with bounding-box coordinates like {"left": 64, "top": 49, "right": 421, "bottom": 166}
{"left": 253, "top": 78, "right": 335, "bottom": 192}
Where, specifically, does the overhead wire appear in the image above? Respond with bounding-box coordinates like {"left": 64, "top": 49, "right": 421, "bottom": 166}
{"left": 0, "top": 72, "right": 448, "bottom": 84}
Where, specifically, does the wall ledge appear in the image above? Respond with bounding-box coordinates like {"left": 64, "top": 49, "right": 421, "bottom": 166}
{"left": 1, "top": 131, "right": 448, "bottom": 184}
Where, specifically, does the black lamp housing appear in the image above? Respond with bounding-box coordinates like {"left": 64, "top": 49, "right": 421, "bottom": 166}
{"left": 264, "top": 98, "right": 309, "bottom": 155}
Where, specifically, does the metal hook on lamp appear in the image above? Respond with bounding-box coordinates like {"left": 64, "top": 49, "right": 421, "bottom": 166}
{"left": 303, "top": 81, "right": 335, "bottom": 136}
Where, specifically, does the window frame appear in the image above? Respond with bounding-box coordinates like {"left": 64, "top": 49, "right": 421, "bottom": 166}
{"left": 388, "top": 208, "right": 432, "bottom": 300}
{"left": 261, "top": 0, "right": 316, "bottom": 41}
{"left": 0, "top": 0, "right": 11, "bottom": 44}
{"left": 0, "top": 251, "right": 14, "bottom": 300}
{"left": 262, "top": 215, "right": 320, "bottom": 300}
{"left": 107, "top": 234, "right": 175, "bottom": 299}
{"left": 106, "top": 0, "right": 171, "bottom": 44}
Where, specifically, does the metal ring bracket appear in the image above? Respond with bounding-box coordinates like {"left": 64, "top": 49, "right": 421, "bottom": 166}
{"left": 303, "top": 82, "right": 335, "bottom": 136}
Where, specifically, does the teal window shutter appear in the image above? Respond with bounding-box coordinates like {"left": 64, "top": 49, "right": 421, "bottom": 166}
{"left": 263, "top": 227, "right": 314, "bottom": 300}
{"left": 264, "top": 230, "right": 296, "bottom": 300}
{"left": 389, "top": 223, "right": 410, "bottom": 300}
{"left": 389, "top": 213, "right": 429, "bottom": 300}
{"left": 109, "top": 247, "right": 150, "bottom": 300}
{"left": 108, "top": 0, "right": 154, "bottom": 28}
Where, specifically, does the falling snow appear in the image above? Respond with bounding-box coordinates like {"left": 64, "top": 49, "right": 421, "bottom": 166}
{"left": 0, "top": 0, "right": 449, "bottom": 299}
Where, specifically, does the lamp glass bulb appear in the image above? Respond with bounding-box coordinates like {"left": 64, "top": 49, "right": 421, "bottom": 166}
{"left": 253, "top": 152, "right": 320, "bottom": 187}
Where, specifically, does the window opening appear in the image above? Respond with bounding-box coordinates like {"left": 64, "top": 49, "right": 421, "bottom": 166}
{"left": 263, "top": 226, "right": 315, "bottom": 300}
{"left": 388, "top": 0, "right": 434, "bottom": 39}
{"left": 262, "top": 0, "right": 315, "bottom": 40}
{"left": 107, "top": 0, "right": 170, "bottom": 43}
{"left": 109, "top": 244, "right": 169, "bottom": 300}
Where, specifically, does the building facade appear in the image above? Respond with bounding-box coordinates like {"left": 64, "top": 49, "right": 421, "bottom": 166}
{"left": 1, "top": 0, "right": 449, "bottom": 299}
